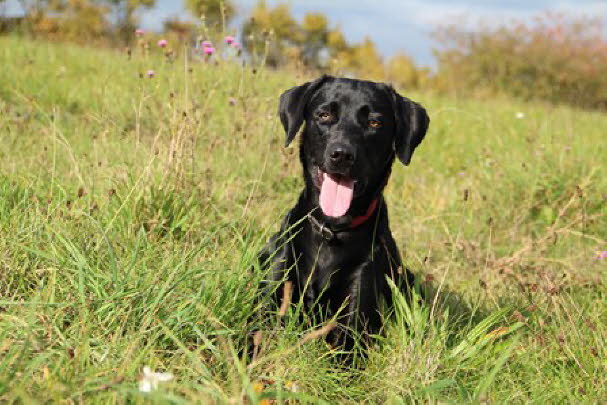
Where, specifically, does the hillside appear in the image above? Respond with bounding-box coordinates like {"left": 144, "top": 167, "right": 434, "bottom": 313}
{"left": 0, "top": 36, "right": 605, "bottom": 402}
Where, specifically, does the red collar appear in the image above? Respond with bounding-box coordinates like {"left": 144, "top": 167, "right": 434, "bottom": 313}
{"left": 307, "top": 197, "right": 381, "bottom": 241}
{"left": 350, "top": 198, "right": 379, "bottom": 228}
{"left": 348, "top": 157, "right": 392, "bottom": 228}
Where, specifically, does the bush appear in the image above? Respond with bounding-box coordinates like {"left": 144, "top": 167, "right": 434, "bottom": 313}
{"left": 433, "top": 13, "right": 607, "bottom": 110}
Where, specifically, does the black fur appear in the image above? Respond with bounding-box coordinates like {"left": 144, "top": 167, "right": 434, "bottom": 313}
{"left": 258, "top": 76, "right": 430, "bottom": 350}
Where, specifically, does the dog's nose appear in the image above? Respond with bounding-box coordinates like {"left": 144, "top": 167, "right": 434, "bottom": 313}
{"left": 329, "top": 146, "right": 355, "bottom": 166}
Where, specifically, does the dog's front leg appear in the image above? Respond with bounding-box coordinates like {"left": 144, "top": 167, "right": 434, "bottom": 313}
{"left": 248, "top": 217, "right": 298, "bottom": 360}
{"left": 323, "top": 264, "right": 383, "bottom": 352}
{"left": 256, "top": 209, "right": 303, "bottom": 315}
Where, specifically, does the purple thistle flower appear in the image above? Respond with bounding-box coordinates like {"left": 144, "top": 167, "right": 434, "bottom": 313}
{"left": 157, "top": 39, "right": 168, "bottom": 48}
{"left": 203, "top": 46, "right": 215, "bottom": 56}
{"left": 224, "top": 35, "right": 235, "bottom": 45}
{"left": 135, "top": 29, "right": 145, "bottom": 37}
{"left": 146, "top": 70, "right": 155, "bottom": 78}
{"left": 596, "top": 250, "right": 607, "bottom": 260}
{"left": 201, "top": 40, "right": 212, "bottom": 48}
{"left": 232, "top": 41, "right": 241, "bottom": 49}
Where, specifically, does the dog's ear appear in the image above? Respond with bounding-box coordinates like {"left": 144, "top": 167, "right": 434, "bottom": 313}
{"left": 279, "top": 75, "right": 332, "bottom": 147}
{"left": 388, "top": 87, "right": 430, "bottom": 165}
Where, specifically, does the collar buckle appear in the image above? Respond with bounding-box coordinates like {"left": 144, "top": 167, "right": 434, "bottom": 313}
{"left": 318, "top": 223, "right": 335, "bottom": 241}
{"left": 308, "top": 214, "right": 336, "bottom": 241}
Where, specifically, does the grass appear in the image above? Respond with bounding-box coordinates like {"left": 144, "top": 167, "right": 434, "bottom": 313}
{"left": 0, "top": 35, "right": 605, "bottom": 403}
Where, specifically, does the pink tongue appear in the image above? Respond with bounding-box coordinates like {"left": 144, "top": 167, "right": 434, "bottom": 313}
{"left": 319, "top": 173, "right": 354, "bottom": 217}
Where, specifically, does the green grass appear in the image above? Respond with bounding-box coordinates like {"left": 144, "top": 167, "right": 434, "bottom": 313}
{"left": 0, "top": 35, "right": 606, "bottom": 403}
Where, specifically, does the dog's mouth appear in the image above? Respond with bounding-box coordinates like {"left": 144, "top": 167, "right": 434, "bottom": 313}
{"left": 313, "top": 167, "right": 356, "bottom": 217}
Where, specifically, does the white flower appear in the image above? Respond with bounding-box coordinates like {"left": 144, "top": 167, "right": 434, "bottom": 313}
{"left": 139, "top": 366, "right": 173, "bottom": 392}
{"left": 515, "top": 112, "right": 525, "bottom": 119}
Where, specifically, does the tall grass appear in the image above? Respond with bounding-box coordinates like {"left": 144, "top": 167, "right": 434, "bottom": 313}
{"left": 0, "top": 36, "right": 605, "bottom": 402}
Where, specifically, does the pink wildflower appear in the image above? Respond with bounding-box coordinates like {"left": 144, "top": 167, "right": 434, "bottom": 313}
{"left": 146, "top": 70, "right": 155, "bottom": 78}
{"left": 135, "top": 29, "right": 145, "bottom": 37}
{"left": 201, "top": 40, "right": 212, "bottom": 48}
{"left": 157, "top": 39, "right": 168, "bottom": 48}
{"left": 203, "top": 46, "right": 215, "bottom": 56}
{"left": 224, "top": 35, "right": 235, "bottom": 45}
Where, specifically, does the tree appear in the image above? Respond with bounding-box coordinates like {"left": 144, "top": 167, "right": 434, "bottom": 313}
{"left": 300, "top": 12, "right": 328, "bottom": 68}
{"left": 163, "top": 17, "right": 196, "bottom": 42}
{"left": 241, "top": 1, "right": 301, "bottom": 67}
{"left": 386, "top": 52, "right": 429, "bottom": 90}
{"left": 184, "top": 0, "right": 235, "bottom": 29}
{"left": 326, "top": 28, "right": 348, "bottom": 54}
{"left": 60, "top": 0, "right": 110, "bottom": 43}
{"left": 105, "top": 0, "right": 155, "bottom": 43}
{"left": 238, "top": 0, "right": 423, "bottom": 86}
{"left": 331, "top": 37, "right": 384, "bottom": 80}
{"left": 15, "top": 0, "right": 109, "bottom": 42}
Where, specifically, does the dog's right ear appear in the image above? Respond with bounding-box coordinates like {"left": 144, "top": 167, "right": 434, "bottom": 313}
{"left": 279, "top": 75, "right": 332, "bottom": 147}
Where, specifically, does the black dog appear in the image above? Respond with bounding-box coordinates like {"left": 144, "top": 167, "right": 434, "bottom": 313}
{"left": 258, "top": 75, "right": 429, "bottom": 350}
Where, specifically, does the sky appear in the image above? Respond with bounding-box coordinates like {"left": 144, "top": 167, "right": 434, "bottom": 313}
{"left": 3, "top": 0, "right": 607, "bottom": 66}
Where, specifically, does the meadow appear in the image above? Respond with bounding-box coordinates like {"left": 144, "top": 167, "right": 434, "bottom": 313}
{"left": 0, "top": 36, "right": 605, "bottom": 403}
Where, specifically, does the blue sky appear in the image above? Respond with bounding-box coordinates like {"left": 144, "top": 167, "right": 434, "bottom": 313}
{"left": 3, "top": 0, "right": 607, "bottom": 66}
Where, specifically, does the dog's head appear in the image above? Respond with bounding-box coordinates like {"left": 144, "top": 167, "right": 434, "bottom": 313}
{"left": 279, "top": 75, "right": 429, "bottom": 220}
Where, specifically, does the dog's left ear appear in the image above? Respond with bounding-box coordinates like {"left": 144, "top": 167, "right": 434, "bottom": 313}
{"left": 279, "top": 75, "right": 332, "bottom": 147}
{"left": 388, "top": 87, "right": 430, "bottom": 165}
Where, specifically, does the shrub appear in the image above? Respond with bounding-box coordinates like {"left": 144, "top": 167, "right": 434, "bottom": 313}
{"left": 433, "top": 12, "right": 607, "bottom": 110}
{"left": 386, "top": 52, "right": 431, "bottom": 90}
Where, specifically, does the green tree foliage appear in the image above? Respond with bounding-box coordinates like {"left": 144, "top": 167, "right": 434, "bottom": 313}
{"left": 240, "top": 0, "right": 426, "bottom": 84}
{"left": 184, "top": 0, "right": 235, "bottom": 29}
{"left": 242, "top": 1, "right": 301, "bottom": 67}
{"left": 240, "top": 1, "right": 428, "bottom": 87}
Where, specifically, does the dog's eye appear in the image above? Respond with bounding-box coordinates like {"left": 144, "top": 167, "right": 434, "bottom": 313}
{"left": 317, "top": 111, "right": 333, "bottom": 123}
{"left": 369, "top": 119, "right": 382, "bottom": 129}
